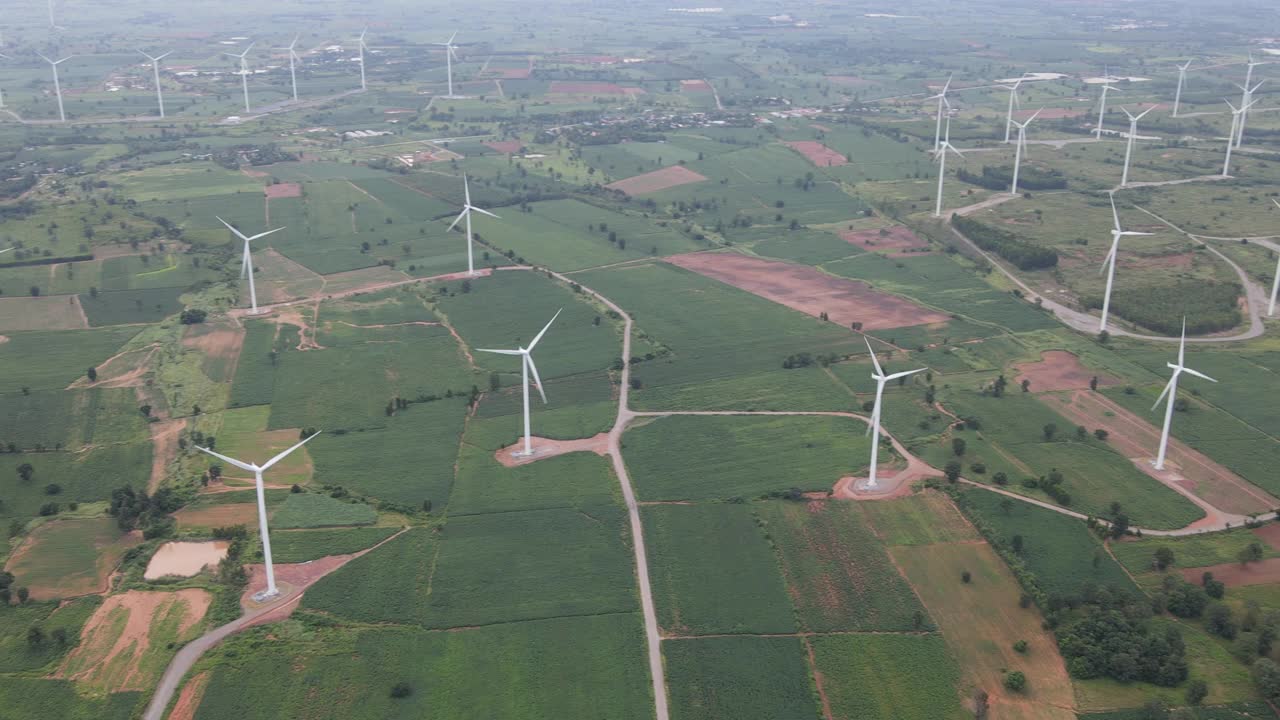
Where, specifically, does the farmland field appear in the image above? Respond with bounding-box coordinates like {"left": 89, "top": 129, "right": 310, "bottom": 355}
{"left": 810, "top": 634, "right": 967, "bottom": 720}
{"left": 664, "top": 636, "right": 819, "bottom": 720}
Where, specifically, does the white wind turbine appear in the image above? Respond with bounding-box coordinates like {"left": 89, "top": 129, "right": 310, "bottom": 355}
{"left": 998, "top": 75, "right": 1025, "bottom": 144}
{"left": 477, "top": 310, "right": 561, "bottom": 457}
{"left": 356, "top": 28, "right": 369, "bottom": 91}
{"left": 281, "top": 35, "right": 302, "bottom": 102}
{"left": 1118, "top": 105, "right": 1155, "bottom": 188}
{"left": 37, "top": 53, "right": 70, "bottom": 123}
{"left": 933, "top": 114, "right": 963, "bottom": 218}
{"left": 195, "top": 432, "right": 320, "bottom": 599}
{"left": 218, "top": 216, "right": 284, "bottom": 314}
{"left": 1222, "top": 96, "right": 1257, "bottom": 177}
{"left": 137, "top": 49, "right": 172, "bottom": 119}
{"left": 1097, "top": 192, "right": 1153, "bottom": 333}
{"left": 1233, "top": 79, "right": 1265, "bottom": 148}
{"left": 1009, "top": 108, "right": 1041, "bottom": 195}
{"left": 862, "top": 338, "right": 925, "bottom": 491}
{"left": 1094, "top": 71, "right": 1121, "bottom": 139}
{"left": 47, "top": 0, "right": 57, "bottom": 29}
{"left": 929, "top": 74, "right": 953, "bottom": 152}
{"left": 435, "top": 31, "right": 463, "bottom": 99}
{"left": 224, "top": 43, "right": 255, "bottom": 114}
{"left": 447, "top": 174, "right": 499, "bottom": 276}
{"left": 1269, "top": 199, "right": 1280, "bottom": 317}
{"left": 0, "top": 53, "right": 8, "bottom": 109}
{"left": 1151, "top": 319, "right": 1215, "bottom": 471}
{"left": 0, "top": 247, "right": 13, "bottom": 255}
{"left": 1171, "top": 59, "right": 1193, "bottom": 117}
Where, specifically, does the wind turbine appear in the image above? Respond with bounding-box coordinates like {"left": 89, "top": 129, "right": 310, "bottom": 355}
{"left": 280, "top": 35, "right": 301, "bottom": 102}
{"left": 447, "top": 174, "right": 499, "bottom": 276}
{"left": 998, "top": 75, "right": 1025, "bottom": 144}
{"left": 0, "top": 247, "right": 13, "bottom": 255}
{"left": 1269, "top": 199, "right": 1280, "bottom": 317}
{"left": 37, "top": 54, "right": 70, "bottom": 123}
{"left": 928, "top": 74, "right": 953, "bottom": 152}
{"left": 1233, "top": 79, "right": 1265, "bottom": 147}
{"left": 217, "top": 216, "right": 284, "bottom": 315}
{"left": 1098, "top": 192, "right": 1153, "bottom": 332}
{"left": 195, "top": 433, "right": 320, "bottom": 599}
{"left": 1151, "top": 319, "right": 1215, "bottom": 471}
{"left": 224, "top": 43, "right": 255, "bottom": 114}
{"left": 1221, "top": 96, "right": 1256, "bottom": 177}
{"left": 1094, "top": 71, "right": 1121, "bottom": 139}
{"left": 356, "top": 28, "right": 369, "bottom": 91}
{"left": 477, "top": 310, "right": 561, "bottom": 457}
{"left": 47, "top": 0, "right": 57, "bottom": 29}
{"left": 435, "top": 31, "right": 462, "bottom": 99}
{"left": 1010, "top": 108, "right": 1041, "bottom": 195}
{"left": 933, "top": 114, "right": 963, "bottom": 218}
{"left": 1119, "top": 105, "right": 1155, "bottom": 188}
{"left": 1171, "top": 59, "right": 1193, "bottom": 117}
{"left": 137, "top": 49, "right": 172, "bottom": 119}
{"left": 0, "top": 53, "right": 8, "bottom": 110}
{"left": 863, "top": 338, "right": 925, "bottom": 491}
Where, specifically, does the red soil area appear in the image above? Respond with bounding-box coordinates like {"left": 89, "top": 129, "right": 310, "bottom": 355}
{"left": 680, "top": 79, "right": 712, "bottom": 92}
{"left": 491, "top": 67, "right": 532, "bottom": 79}
{"left": 840, "top": 225, "right": 928, "bottom": 253}
{"left": 484, "top": 140, "right": 525, "bottom": 154}
{"left": 1014, "top": 350, "right": 1118, "bottom": 393}
{"left": 606, "top": 165, "right": 708, "bottom": 196}
{"left": 1018, "top": 107, "right": 1087, "bottom": 120}
{"left": 168, "top": 672, "right": 210, "bottom": 720}
{"left": 783, "top": 141, "right": 847, "bottom": 167}
{"left": 1181, "top": 558, "right": 1280, "bottom": 587}
{"left": 494, "top": 434, "right": 609, "bottom": 467}
{"left": 1254, "top": 524, "right": 1280, "bottom": 551}
{"left": 667, "top": 252, "right": 949, "bottom": 330}
{"left": 264, "top": 183, "right": 302, "bottom": 199}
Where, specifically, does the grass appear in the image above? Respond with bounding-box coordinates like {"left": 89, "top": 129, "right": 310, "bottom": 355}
{"left": 270, "top": 493, "right": 377, "bottom": 529}
{"left": 302, "top": 528, "right": 435, "bottom": 625}
{"left": 5, "top": 517, "right": 142, "bottom": 601}
{"left": 860, "top": 490, "right": 980, "bottom": 546}
{"left": 269, "top": 527, "right": 401, "bottom": 563}
{"left": 894, "top": 541, "right": 1077, "bottom": 720}
{"left": 643, "top": 504, "right": 795, "bottom": 635}
{"left": 957, "top": 487, "right": 1136, "bottom": 598}
{"left": 1109, "top": 527, "right": 1280, "bottom": 577}
{"left": 78, "top": 286, "right": 187, "bottom": 326}
{"left": 758, "top": 500, "right": 931, "bottom": 632}
{"left": 196, "top": 615, "right": 652, "bottom": 720}
{"left": 623, "top": 414, "right": 871, "bottom": 501}
{"left": 448, "top": 444, "right": 619, "bottom": 516}
{"left": 664, "top": 636, "right": 820, "bottom": 720}
{"left": 0, "top": 386, "right": 150, "bottom": 451}
{"left": 0, "top": 678, "right": 141, "bottom": 719}
{"left": 810, "top": 634, "right": 967, "bottom": 720}
{"left": 0, "top": 326, "right": 140, "bottom": 394}
{"left": 0, "top": 597, "right": 100, "bottom": 672}
{"left": 1078, "top": 704, "right": 1277, "bottom": 720}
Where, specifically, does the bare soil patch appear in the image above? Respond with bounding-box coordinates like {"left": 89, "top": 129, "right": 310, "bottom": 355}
{"left": 494, "top": 433, "right": 609, "bottom": 466}
{"left": 68, "top": 345, "right": 158, "bottom": 390}
{"left": 1181, "top": 558, "right": 1280, "bottom": 587}
{"left": 840, "top": 225, "right": 928, "bottom": 253}
{"left": 1015, "top": 350, "right": 1118, "bottom": 393}
{"left": 606, "top": 165, "right": 708, "bottom": 196}
{"left": 1046, "top": 390, "right": 1276, "bottom": 515}
{"left": 253, "top": 249, "right": 325, "bottom": 304}
{"left": 0, "top": 295, "right": 90, "bottom": 331}
{"left": 144, "top": 541, "right": 230, "bottom": 580}
{"left": 783, "top": 141, "right": 847, "bottom": 167}
{"left": 319, "top": 264, "right": 409, "bottom": 295}
{"left": 680, "top": 79, "right": 712, "bottom": 92}
{"left": 666, "top": 252, "right": 949, "bottom": 330}
{"left": 484, "top": 140, "right": 525, "bottom": 154}
{"left": 5, "top": 519, "right": 143, "bottom": 601}
{"left": 1019, "top": 107, "right": 1087, "bottom": 120}
{"left": 174, "top": 503, "right": 258, "bottom": 529}
{"left": 264, "top": 182, "right": 302, "bottom": 199}
{"left": 168, "top": 671, "right": 210, "bottom": 720}
{"left": 1254, "top": 524, "right": 1280, "bottom": 551}
{"left": 57, "top": 589, "right": 211, "bottom": 692}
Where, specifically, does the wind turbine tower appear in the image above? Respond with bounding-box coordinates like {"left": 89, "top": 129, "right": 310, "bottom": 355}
{"left": 1269, "top": 199, "right": 1280, "bottom": 316}
{"left": 448, "top": 174, "right": 500, "bottom": 276}
{"left": 1222, "top": 97, "right": 1256, "bottom": 177}
{"left": 1171, "top": 59, "right": 1193, "bottom": 117}
{"left": 224, "top": 43, "right": 255, "bottom": 114}
{"left": 282, "top": 35, "right": 302, "bottom": 102}
{"left": 218, "top": 217, "right": 284, "bottom": 315}
{"left": 37, "top": 53, "right": 70, "bottom": 122}
{"left": 196, "top": 433, "right": 320, "bottom": 599}
{"left": 1236, "top": 54, "right": 1264, "bottom": 147}
{"left": 861, "top": 339, "right": 925, "bottom": 491}
{"left": 929, "top": 74, "right": 953, "bottom": 152}
{"left": 1010, "top": 108, "right": 1041, "bottom": 195}
{"left": 1119, "top": 106, "right": 1155, "bottom": 188}
{"left": 138, "top": 49, "right": 172, "bottom": 119}
{"left": 0, "top": 53, "right": 8, "bottom": 109}
{"left": 477, "top": 310, "right": 561, "bottom": 457}
{"left": 356, "top": 28, "right": 369, "bottom": 91}
{"left": 933, "top": 114, "right": 963, "bottom": 218}
{"left": 1151, "top": 320, "right": 1216, "bottom": 471}
{"left": 1098, "top": 193, "right": 1153, "bottom": 333}
{"left": 998, "top": 76, "right": 1024, "bottom": 144}
{"left": 1094, "top": 72, "right": 1121, "bottom": 139}
{"left": 436, "top": 31, "right": 463, "bottom": 99}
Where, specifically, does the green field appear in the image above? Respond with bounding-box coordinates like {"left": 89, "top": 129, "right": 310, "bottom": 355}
{"left": 269, "top": 527, "right": 401, "bottom": 563}
{"left": 664, "top": 636, "right": 819, "bottom": 720}
{"left": 810, "top": 634, "right": 967, "bottom": 720}
{"left": 270, "top": 493, "right": 377, "bottom": 529}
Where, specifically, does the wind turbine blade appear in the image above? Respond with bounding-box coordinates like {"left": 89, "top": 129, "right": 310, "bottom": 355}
{"left": 240, "top": 242, "right": 250, "bottom": 278}
{"left": 886, "top": 368, "right": 928, "bottom": 382}
{"left": 290, "top": 34, "right": 299, "bottom": 50}
{"left": 1027, "top": 108, "right": 1042, "bottom": 124}
{"left": 0, "top": 247, "right": 13, "bottom": 255}
{"left": 1119, "top": 231, "right": 1154, "bottom": 237}
{"left": 947, "top": 143, "right": 964, "bottom": 158}
{"left": 1181, "top": 367, "right": 1217, "bottom": 383}
{"left": 1121, "top": 106, "right": 1136, "bottom": 121}
{"left": 261, "top": 432, "right": 321, "bottom": 470}
{"left": 1178, "top": 318, "right": 1187, "bottom": 367}
{"left": 471, "top": 206, "right": 500, "bottom": 219}
{"left": 246, "top": 226, "right": 285, "bottom": 242}
{"left": 1109, "top": 193, "right": 1122, "bottom": 232}
{"left": 527, "top": 309, "right": 561, "bottom": 351}
{"left": 1272, "top": 199, "right": 1280, "bottom": 210}
{"left": 942, "top": 73, "right": 952, "bottom": 93}
{"left": 447, "top": 31, "right": 457, "bottom": 44}
{"left": 1101, "top": 239, "right": 1117, "bottom": 273}
{"left": 864, "top": 337, "right": 884, "bottom": 377}
{"left": 217, "top": 216, "right": 250, "bottom": 242}
{"left": 195, "top": 446, "right": 256, "bottom": 473}
{"left": 1152, "top": 376, "right": 1176, "bottom": 411}
{"left": 476, "top": 348, "right": 523, "bottom": 356}
{"left": 447, "top": 208, "right": 467, "bottom": 232}
{"left": 526, "top": 354, "right": 548, "bottom": 404}
{"left": 1136, "top": 106, "right": 1155, "bottom": 120}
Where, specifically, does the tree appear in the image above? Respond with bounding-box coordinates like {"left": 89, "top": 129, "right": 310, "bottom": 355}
{"left": 26, "top": 626, "right": 44, "bottom": 648}
{"left": 1185, "top": 679, "right": 1208, "bottom": 705}
{"left": 1206, "top": 603, "right": 1238, "bottom": 639}
{"left": 1110, "top": 513, "right": 1130, "bottom": 539}
{"left": 1076, "top": 425, "right": 1088, "bottom": 440}
{"left": 1153, "top": 547, "right": 1175, "bottom": 570}
{"left": 1254, "top": 658, "right": 1280, "bottom": 701}
{"left": 1003, "top": 671, "right": 1026, "bottom": 692}
{"left": 1021, "top": 379, "right": 1030, "bottom": 392}
{"left": 390, "top": 682, "right": 412, "bottom": 699}
{"left": 16, "top": 587, "right": 29, "bottom": 603}
{"left": 999, "top": 498, "right": 1013, "bottom": 515}
{"left": 1013, "top": 640, "right": 1028, "bottom": 654}
{"left": 87, "top": 367, "right": 97, "bottom": 381}
{"left": 1011, "top": 534, "right": 1024, "bottom": 553}
{"left": 993, "top": 471, "right": 1008, "bottom": 485}
{"left": 972, "top": 688, "right": 989, "bottom": 719}
{"left": 1094, "top": 429, "right": 1109, "bottom": 441}
{"left": 16, "top": 463, "right": 33, "bottom": 483}
{"left": 952, "top": 438, "right": 966, "bottom": 456}
{"left": 139, "top": 405, "right": 152, "bottom": 417}
{"left": 1090, "top": 376, "right": 1099, "bottom": 391}
{"left": 1202, "top": 571, "right": 1225, "bottom": 599}
{"left": 180, "top": 308, "right": 208, "bottom": 324}
{"left": 1239, "top": 542, "right": 1265, "bottom": 565}
{"left": 961, "top": 570, "right": 972, "bottom": 583}
{"left": 1043, "top": 423, "right": 1058, "bottom": 441}
{"left": 944, "top": 460, "right": 961, "bottom": 483}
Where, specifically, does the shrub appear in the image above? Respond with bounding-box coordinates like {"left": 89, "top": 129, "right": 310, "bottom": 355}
{"left": 390, "top": 682, "right": 412, "bottom": 699}
{"left": 1003, "top": 671, "right": 1026, "bottom": 692}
